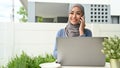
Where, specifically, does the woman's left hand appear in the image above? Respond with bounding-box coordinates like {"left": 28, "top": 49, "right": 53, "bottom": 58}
{"left": 79, "top": 16, "right": 86, "bottom": 35}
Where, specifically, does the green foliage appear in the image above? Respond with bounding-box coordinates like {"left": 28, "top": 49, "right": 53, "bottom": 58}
{"left": 101, "top": 36, "right": 120, "bottom": 60}
{"left": 7, "top": 52, "right": 31, "bottom": 68}
{"left": 0, "top": 66, "right": 5, "bottom": 68}
{"left": 106, "top": 57, "right": 110, "bottom": 62}
{"left": 2, "top": 52, "right": 56, "bottom": 68}
{"left": 31, "top": 54, "right": 56, "bottom": 68}
{"left": 17, "top": 6, "right": 28, "bottom": 22}
{"left": 37, "top": 16, "right": 43, "bottom": 22}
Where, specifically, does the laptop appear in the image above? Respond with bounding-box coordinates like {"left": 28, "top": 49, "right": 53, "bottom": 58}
{"left": 56, "top": 37, "right": 106, "bottom": 67}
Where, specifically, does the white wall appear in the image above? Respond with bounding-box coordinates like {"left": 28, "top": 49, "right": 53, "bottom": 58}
{"left": 14, "top": 23, "right": 66, "bottom": 57}
{"left": 0, "top": 22, "right": 120, "bottom": 66}
{"left": 0, "top": 22, "right": 14, "bottom": 66}
{"left": 91, "top": 24, "right": 120, "bottom": 37}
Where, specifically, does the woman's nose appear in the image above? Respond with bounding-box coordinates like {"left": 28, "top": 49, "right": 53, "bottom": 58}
{"left": 72, "top": 13, "right": 76, "bottom": 18}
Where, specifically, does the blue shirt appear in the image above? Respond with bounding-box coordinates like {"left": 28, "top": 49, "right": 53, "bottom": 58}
{"left": 53, "top": 28, "right": 92, "bottom": 58}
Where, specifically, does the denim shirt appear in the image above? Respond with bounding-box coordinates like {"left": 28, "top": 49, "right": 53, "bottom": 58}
{"left": 53, "top": 28, "right": 92, "bottom": 58}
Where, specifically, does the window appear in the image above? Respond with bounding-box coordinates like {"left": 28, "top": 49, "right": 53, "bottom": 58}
{"left": 91, "top": 12, "right": 93, "bottom": 14}
{"left": 91, "top": 4, "right": 93, "bottom": 7}
{"left": 98, "top": 20, "right": 100, "bottom": 22}
{"left": 105, "top": 20, "right": 107, "bottom": 22}
{"left": 105, "top": 9, "right": 107, "bottom": 11}
{"left": 94, "top": 4, "right": 97, "bottom": 7}
{"left": 105, "top": 12, "right": 108, "bottom": 15}
{"left": 91, "top": 16, "right": 93, "bottom": 18}
{"left": 105, "top": 16, "right": 108, "bottom": 18}
{"left": 94, "top": 12, "right": 97, "bottom": 14}
{"left": 91, "top": 8, "right": 93, "bottom": 11}
{"left": 94, "top": 8, "right": 97, "bottom": 11}
{"left": 102, "top": 16, "right": 104, "bottom": 18}
{"left": 102, "top": 12, "right": 104, "bottom": 15}
{"left": 91, "top": 20, "right": 93, "bottom": 22}
{"left": 94, "top": 16, "right": 97, "bottom": 18}
{"left": 102, "top": 20, "right": 104, "bottom": 22}
{"left": 98, "top": 16, "right": 100, "bottom": 18}
{"left": 102, "top": 5, "right": 104, "bottom": 7}
{"left": 94, "top": 20, "right": 97, "bottom": 22}
{"left": 98, "top": 12, "right": 100, "bottom": 15}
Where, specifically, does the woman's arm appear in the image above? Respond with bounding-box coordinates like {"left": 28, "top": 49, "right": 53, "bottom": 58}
{"left": 53, "top": 29, "right": 65, "bottom": 58}
{"left": 79, "top": 16, "right": 86, "bottom": 36}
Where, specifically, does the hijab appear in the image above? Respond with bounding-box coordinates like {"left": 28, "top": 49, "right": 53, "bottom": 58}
{"left": 65, "top": 4, "right": 84, "bottom": 37}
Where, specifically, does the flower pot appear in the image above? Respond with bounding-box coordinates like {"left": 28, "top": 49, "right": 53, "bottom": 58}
{"left": 110, "top": 59, "right": 120, "bottom": 68}
{"left": 39, "top": 62, "right": 61, "bottom": 68}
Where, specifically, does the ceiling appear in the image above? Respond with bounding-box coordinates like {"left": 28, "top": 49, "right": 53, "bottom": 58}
{"left": 20, "top": 0, "right": 27, "bottom": 10}
{"left": 20, "top": 0, "right": 69, "bottom": 17}
{"left": 35, "top": 2, "right": 69, "bottom": 17}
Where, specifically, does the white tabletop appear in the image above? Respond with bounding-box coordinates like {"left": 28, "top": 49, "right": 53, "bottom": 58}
{"left": 40, "top": 62, "right": 110, "bottom": 68}
{"left": 62, "top": 63, "right": 110, "bottom": 68}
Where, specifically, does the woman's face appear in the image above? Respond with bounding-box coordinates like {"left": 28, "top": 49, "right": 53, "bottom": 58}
{"left": 69, "top": 6, "right": 83, "bottom": 25}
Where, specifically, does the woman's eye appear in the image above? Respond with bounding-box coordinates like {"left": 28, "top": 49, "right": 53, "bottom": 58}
{"left": 70, "top": 12, "right": 74, "bottom": 14}
{"left": 76, "top": 13, "right": 81, "bottom": 15}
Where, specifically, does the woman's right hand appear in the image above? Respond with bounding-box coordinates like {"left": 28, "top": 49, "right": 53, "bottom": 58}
{"left": 79, "top": 16, "right": 86, "bottom": 36}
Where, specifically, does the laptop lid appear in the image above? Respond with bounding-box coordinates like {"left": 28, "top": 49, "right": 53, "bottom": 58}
{"left": 57, "top": 37, "right": 105, "bottom": 66}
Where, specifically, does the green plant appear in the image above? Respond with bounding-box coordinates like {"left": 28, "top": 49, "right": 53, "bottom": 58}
{"left": 37, "top": 16, "right": 43, "bottom": 22}
{"left": 7, "top": 52, "right": 33, "bottom": 68}
{"left": 31, "top": 54, "right": 56, "bottom": 68}
{"left": 0, "top": 66, "right": 5, "bottom": 68}
{"left": 17, "top": 6, "right": 28, "bottom": 22}
{"left": 101, "top": 36, "right": 120, "bottom": 60}
{"left": 2, "top": 52, "right": 56, "bottom": 68}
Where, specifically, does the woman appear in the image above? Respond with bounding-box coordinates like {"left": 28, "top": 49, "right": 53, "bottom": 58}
{"left": 53, "top": 4, "right": 92, "bottom": 58}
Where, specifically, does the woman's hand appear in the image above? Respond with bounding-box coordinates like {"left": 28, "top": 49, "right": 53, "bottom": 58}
{"left": 79, "top": 16, "right": 86, "bottom": 36}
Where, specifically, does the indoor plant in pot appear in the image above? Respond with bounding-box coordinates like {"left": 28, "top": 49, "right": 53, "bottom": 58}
{"left": 101, "top": 36, "right": 120, "bottom": 68}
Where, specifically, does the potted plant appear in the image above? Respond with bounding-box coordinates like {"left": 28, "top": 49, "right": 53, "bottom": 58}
{"left": 1, "top": 51, "right": 56, "bottom": 68}
{"left": 101, "top": 36, "right": 120, "bottom": 68}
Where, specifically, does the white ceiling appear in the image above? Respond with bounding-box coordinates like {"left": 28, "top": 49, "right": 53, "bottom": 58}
{"left": 20, "top": 0, "right": 69, "bottom": 17}
{"left": 27, "top": 0, "right": 110, "bottom": 4}
{"left": 35, "top": 2, "right": 69, "bottom": 17}
{"left": 20, "top": 0, "right": 120, "bottom": 16}
{"left": 20, "top": 0, "right": 27, "bottom": 10}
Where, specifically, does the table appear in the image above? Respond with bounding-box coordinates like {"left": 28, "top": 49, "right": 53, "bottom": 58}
{"left": 62, "top": 63, "right": 110, "bottom": 68}
{"left": 40, "top": 62, "right": 110, "bottom": 68}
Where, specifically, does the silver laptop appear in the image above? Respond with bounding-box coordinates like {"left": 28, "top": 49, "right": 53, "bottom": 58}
{"left": 57, "top": 37, "right": 105, "bottom": 67}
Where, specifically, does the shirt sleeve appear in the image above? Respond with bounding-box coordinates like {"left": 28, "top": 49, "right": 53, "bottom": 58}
{"left": 79, "top": 34, "right": 86, "bottom": 37}
{"left": 53, "top": 29, "right": 65, "bottom": 58}
{"left": 79, "top": 29, "right": 92, "bottom": 37}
